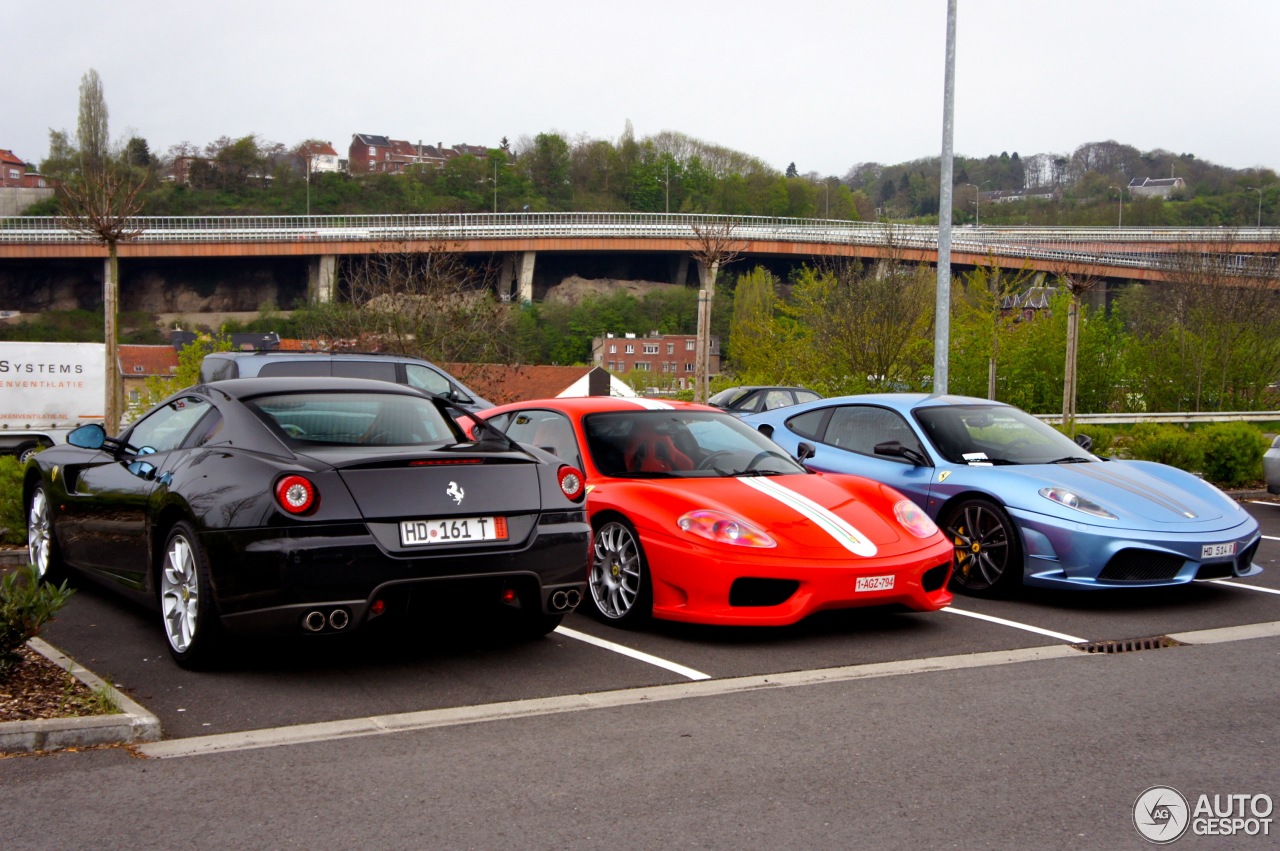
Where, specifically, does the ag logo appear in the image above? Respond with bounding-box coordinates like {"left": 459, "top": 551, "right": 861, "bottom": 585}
{"left": 446, "top": 481, "right": 464, "bottom": 505}
{"left": 1134, "top": 785, "right": 1190, "bottom": 844}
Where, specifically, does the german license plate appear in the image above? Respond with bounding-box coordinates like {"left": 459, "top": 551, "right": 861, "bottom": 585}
{"left": 400, "top": 516, "right": 507, "bottom": 547}
{"left": 1201, "top": 542, "right": 1236, "bottom": 559}
{"left": 856, "top": 575, "right": 895, "bottom": 592}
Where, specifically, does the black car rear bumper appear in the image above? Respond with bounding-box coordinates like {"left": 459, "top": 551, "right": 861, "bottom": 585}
{"left": 202, "top": 515, "right": 590, "bottom": 635}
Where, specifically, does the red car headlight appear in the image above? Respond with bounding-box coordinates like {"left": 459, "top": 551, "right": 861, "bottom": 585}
{"left": 677, "top": 510, "right": 776, "bottom": 548}
{"left": 894, "top": 499, "right": 938, "bottom": 538}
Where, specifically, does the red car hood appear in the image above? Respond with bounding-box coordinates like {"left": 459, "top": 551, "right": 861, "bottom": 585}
{"left": 594, "top": 473, "right": 929, "bottom": 558}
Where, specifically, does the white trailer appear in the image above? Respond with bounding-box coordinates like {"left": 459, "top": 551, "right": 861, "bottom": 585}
{"left": 0, "top": 341, "right": 106, "bottom": 463}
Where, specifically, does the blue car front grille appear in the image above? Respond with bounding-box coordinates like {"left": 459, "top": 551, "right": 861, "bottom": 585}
{"left": 1098, "top": 549, "right": 1185, "bottom": 582}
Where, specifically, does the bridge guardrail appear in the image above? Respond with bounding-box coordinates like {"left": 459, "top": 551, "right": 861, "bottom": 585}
{"left": 2, "top": 214, "right": 1275, "bottom": 273}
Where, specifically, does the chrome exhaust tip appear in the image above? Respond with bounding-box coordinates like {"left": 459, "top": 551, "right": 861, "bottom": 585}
{"left": 565, "top": 589, "right": 582, "bottom": 608}
{"left": 550, "top": 590, "right": 569, "bottom": 611}
{"left": 302, "top": 610, "right": 327, "bottom": 633}
{"left": 328, "top": 608, "right": 350, "bottom": 630}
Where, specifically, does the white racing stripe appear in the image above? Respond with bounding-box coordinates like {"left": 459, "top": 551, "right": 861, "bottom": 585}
{"left": 554, "top": 626, "right": 711, "bottom": 680}
{"left": 941, "top": 606, "right": 1087, "bottom": 643}
{"left": 737, "top": 476, "right": 878, "bottom": 556}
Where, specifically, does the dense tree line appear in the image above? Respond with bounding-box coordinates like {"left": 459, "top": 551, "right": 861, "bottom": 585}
{"left": 28, "top": 124, "right": 1276, "bottom": 227}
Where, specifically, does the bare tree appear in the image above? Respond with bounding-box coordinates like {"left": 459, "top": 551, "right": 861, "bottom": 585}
{"left": 296, "top": 238, "right": 521, "bottom": 373}
{"left": 687, "top": 220, "right": 745, "bottom": 402}
{"left": 1051, "top": 260, "right": 1105, "bottom": 436}
{"left": 57, "top": 69, "right": 149, "bottom": 431}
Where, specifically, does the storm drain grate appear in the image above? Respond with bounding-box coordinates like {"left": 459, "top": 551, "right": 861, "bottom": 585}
{"left": 1072, "top": 635, "right": 1184, "bottom": 654}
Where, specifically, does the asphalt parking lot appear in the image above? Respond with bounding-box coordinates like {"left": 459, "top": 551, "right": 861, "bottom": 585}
{"left": 34, "top": 501, "right": 1280, "bottom": 744}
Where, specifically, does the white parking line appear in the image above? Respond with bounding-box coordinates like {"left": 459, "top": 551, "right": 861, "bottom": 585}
{"left": 941, "top": 606, "right": 1087, "bottom": 643}
{"left": 138, "top": 643, "right": 1080, "bottom": 759}
{"left": 1203, "top": 579, "right": 1280, "bottom": 595}
{"left": 554, "top": 626, "right": 711, "bottom": 680}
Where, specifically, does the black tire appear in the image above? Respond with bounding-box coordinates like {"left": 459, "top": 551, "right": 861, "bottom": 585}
{"left": 941, "top": 498, "right": 1023, "bottom": 597}
{"left": 17, "top": 442, "right": 43, "bottom": 465}
{"left": 588, "top": 518, "right": 652, "bottom": 627}
{"left": 26, "top": 484, "right": 67, "bottom": 584}
{"left": 158, "top": 521, "right": 224, "bottom": 669}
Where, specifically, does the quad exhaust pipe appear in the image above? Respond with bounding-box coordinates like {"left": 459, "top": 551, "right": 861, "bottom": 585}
{"left": 302, "top": 608, "right": 351, "bottom": 633}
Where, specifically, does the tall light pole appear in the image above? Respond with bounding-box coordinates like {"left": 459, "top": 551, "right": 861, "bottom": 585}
{"left": 492, "top": 158, "right": 499, "bottom": 213}
{"left": 305, "top": 152, "right": 312, "bottom": 216}
{"left": 1249, "top": 187, "right": 1263, "bottom": 227}
{"left": 1109, "top": 186, "right": 1123, "bottom": 227}
{"left": 964, "top": 183, "right": 980, "bottom": 226}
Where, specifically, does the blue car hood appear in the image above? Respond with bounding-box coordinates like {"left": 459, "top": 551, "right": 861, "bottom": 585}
{"left": 961, "top": 459, "right": 1240, "bottom": 529}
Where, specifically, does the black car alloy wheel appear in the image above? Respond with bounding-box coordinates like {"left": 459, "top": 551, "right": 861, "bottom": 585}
{"left": 942, "top": 498, "right": 1022, "bottom": 596}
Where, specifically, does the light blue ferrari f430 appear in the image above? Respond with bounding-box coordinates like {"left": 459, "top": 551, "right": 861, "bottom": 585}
{"left": 743, "top": 394, "right": 1262, "bottom": 596}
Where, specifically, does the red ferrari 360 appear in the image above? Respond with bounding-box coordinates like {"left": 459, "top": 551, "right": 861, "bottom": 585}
{"left": 478, "top": 397, "right": 953, "bottom": 627}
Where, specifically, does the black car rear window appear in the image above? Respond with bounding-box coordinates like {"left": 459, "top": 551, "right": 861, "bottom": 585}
{"left": 247, "top": 392, "right": 458, "bottom": 446}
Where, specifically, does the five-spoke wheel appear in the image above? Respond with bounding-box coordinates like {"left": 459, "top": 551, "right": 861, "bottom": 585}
{"left": 942, "top": 498, "right": 1022, "bottom": 596}
{"left": 27, "top": 486, "right": 64, "bottom": 583}
{"left": 160, "top": 522, "right": 222, "bottom": 667}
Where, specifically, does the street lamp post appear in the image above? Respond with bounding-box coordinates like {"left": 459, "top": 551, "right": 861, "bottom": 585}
{"left": 305, "top": 153, "right": 312, "bottom": 216}
{"left": 492, "top": 159, "right": 499, "bottom": 213}
{"left": 1109, "top": 186, "right": 1123, "bottom": 227}
{"left": 1249, "top": 187, "right": 1263, "bottom": 227}
{"left": 964, "top": 183, "right": 980, "bottom": 226}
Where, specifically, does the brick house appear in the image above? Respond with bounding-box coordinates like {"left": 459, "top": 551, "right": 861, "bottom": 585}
{"left": 118, "top": 344, "right": 180, "bottom": 412}
{"left": 1, "top": 149, "right": 31, "bottom": 187}
{"left": 592, "top": 333, "right": 720, "bottom": 390}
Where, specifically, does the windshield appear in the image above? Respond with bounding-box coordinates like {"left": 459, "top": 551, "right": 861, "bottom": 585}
{"left": 914, "top": 404, "right": 1095, "bottom": 465}
{"left": 247, "top": 392, "right": 461, "bottom": 447}
{"left": 708, "top": 388, "right": 751, "bottom": 408}
{"left": 583, "top": 410, "right": 805, "bottom": 478}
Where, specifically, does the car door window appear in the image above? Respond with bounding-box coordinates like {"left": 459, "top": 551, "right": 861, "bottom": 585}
{"left": 259, "top": 361, "right": 330, "bottom": 378}
{"left": 126, "top": 396, "right": 212, "bottom": 453}
{"left": 332, "top": 361, "right": 397, "bottom": 382}
{"left": 785, "top": 408, "right": 829, "bottom": 440}
{"left": 504, "top": 410, "right": 582, "bottom": 467}
{"left": 405, "top": 363, "right": 472, "bottom": 403}
{"left": 762, "top": 390, "right": 792, "bottom": 410}
{"left": 824, "top": 405, "right": 925, "bottom": 462}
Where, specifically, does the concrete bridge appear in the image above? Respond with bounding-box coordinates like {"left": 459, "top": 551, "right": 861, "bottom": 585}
{"left": 1, "top": 213, "right": 1276, "bottom": 304}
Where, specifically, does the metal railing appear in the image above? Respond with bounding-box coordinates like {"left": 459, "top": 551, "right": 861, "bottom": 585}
{"left": 1, "top": 213, "right": 1275, "bottom": 273}
{"left": 1037, "top": 411, "right": 1280, "bottom": 425}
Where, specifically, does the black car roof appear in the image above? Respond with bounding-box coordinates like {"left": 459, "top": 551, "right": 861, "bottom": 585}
{"left": 202, "top": 375, "right": 436, "bottom": 401}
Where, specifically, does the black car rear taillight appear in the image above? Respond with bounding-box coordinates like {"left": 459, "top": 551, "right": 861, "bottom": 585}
{"left": 275, "top": 474, "right": 318, "bottom": 515}
{"left": 557, "top": 466, "right": 586, "bottom": 502}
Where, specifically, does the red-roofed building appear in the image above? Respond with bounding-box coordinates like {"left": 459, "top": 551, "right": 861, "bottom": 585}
{"left": 298, "top": 141, "right": 342, "bottom": 174}
{"left": 442, "top": 364, "right": 634, "bottom": 405}
{"left": 118, "top": 344, "right": 180, "bottom": 410}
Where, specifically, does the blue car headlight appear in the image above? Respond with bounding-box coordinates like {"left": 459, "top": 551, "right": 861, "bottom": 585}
{"left": 1038, "top": 487, "right": 1116, "bottom": 519}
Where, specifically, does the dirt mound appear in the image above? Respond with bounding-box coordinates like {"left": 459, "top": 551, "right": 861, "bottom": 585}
{"left": 542, "top": 275, "right": 684, "bottom": 304}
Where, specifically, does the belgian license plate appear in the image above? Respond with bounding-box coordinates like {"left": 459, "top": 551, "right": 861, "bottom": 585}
{"left": 856, "top": 575, "right": 895, "bottom": 592}
{"left": 1201, "top": 542, "right": 1236, "bottom": 559}
{"left": 400, "top": 516, "right": 507, "bottom": 547}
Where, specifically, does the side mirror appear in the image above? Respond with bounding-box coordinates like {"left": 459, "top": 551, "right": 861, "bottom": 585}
{"left": 796, "top": 442, "right": 816, "bottom": 463}
{"left": 874, "top": 440, "right": 928, "bottom": 466}
{"left": 68, "top": 423, "right": 107, "bottom": 450}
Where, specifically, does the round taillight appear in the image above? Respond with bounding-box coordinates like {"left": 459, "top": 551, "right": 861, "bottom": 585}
{"left": 557, "top": 466, "right": 585, "bottom": 502}
{"left": 275, "top": 475, "right": 318, "bottom": 515}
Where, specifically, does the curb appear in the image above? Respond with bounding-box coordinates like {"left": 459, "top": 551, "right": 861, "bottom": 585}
{"left": 0, "top": 637, "right": 161, "bottom": 754}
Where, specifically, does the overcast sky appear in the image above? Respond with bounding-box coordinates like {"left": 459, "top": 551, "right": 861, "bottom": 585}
{"left": 6, "top": 0, "right": 1278, "bottom": 178}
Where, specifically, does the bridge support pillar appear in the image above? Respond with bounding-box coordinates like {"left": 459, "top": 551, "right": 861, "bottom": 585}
{"left": 307, "top": 255, "right": 337, "bottom": 303}
{"left": 516, "top": 251, "right": 536, "bottom": 304}
{"left": 498, "top": 254, "right": 517, "bottom": 301}
{"left": 671, "top": 256, "right": 690, "bottom": 286}
{"left": 1087, "top": 279, "right": 1107, "bottom": 312}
